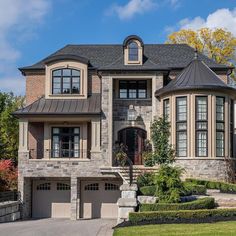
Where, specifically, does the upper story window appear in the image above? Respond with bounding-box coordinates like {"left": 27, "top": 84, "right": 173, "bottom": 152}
{"left": 119, "top": 80, "right": 147, "bottom": 99}
{"left": 195, "top": 96, "right": 208, "bottom": 157}
{"left": 52, "top": 68, "right": 80, "bottom": 94}
{"left": 216, "top": 97, "right": 225, "bottom": 157}
{"left": 128, "top": 41, "right": 139, "bottom": 61}
{"left": 176, "top": 97, "right": 187, "bottom": 157}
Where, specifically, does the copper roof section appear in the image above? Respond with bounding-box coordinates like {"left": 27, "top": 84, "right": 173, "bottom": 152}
{"left": 155, "top": 58, "right": 236, "bottom": 98}
{"left": 13, "top": 93, "right": 101, "bottom": 117}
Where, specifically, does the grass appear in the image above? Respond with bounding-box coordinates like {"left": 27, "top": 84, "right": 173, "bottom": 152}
{"left": 113, "top": 221, "right": 236, "bottom": 236}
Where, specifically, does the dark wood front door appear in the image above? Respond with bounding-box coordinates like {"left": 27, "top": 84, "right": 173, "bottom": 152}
{"left": 118, "top": 128, "right": 147, "bottom": 165}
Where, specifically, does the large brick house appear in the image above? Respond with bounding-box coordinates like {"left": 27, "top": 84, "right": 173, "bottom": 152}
{"left": 14, "top": 35, "right": 236, "bottom": 220}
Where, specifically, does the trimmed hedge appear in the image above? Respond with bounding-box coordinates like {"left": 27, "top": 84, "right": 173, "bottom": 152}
{"left": 186, "top": 178, "right": 236, "bottom": 193}
{"left": 140, "top": 197, "right": 215, "bottom": 212}
{"left": 182, "top": 182, "right": 207, "bottom": 196}
{"left": 129, "top": 208, "right": 236, "bottom": 224}
{"left": 139, "top": 185, "right": 156, "bottom": 196}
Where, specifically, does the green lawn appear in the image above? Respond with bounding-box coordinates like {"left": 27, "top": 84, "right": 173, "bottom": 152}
{"left": 113, "top": 221, "right": 236, "bottom": 236}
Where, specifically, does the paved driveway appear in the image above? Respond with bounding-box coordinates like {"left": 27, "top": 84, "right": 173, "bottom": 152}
{"left": 0, "top": 218, "right": 116, "bottom": 236}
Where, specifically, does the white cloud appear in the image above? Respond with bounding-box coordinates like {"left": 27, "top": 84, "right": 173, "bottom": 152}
{"left": 0, "top": 76, "right": 25, "bottom": 94}
{"left": 0, "top": 0, "right": 51, "bottom": 95}
{"left": 179, "top": 8, "right": 236, "bottom": 36}
{"left": 168, "top": 0, "right": 180, "bottom": 9}
{"left": 108, "top": 0, "right": 157, "bottom": 20}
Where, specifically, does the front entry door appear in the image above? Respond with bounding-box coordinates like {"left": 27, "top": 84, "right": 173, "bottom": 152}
{"left": 118, "top": 128, "right": 146, "bottom": 165}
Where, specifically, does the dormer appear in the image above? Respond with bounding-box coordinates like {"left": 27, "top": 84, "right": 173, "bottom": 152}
{"left": 123, "top": 35, "right": 143, "bottom": 65}
{"left": 45, "top": 54, "right": 88, "bottom": 99}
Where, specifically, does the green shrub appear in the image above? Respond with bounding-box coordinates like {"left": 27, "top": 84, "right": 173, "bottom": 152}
{"left": 182, "top": 182, "right": 207, "bottom": 195}
{"left": 139, "top": 185, "right": 156, "bottom": 196}
{"left": 140, "top": 197, "right": 215, "bottom": 212}
{"left": 137, "top": 172, "right": 155, "bottom": 187}
{"left": 185, "top": 179, "right": 236, "bottom": 193}
{"left": 129, "top": 208, "right": 236, "bottom": 224}
{"left": 154, "top": 165, "right": 184, "bottom": 203}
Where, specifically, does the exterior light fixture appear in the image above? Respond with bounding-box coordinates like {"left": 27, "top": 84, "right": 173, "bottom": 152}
{"left": 127, "top": 105, "right": 137, "bottom": 121}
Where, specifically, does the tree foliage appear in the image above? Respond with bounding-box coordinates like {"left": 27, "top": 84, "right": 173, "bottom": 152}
{"left": 0, "top": 92, "right": 24, "bottom": 162}
{"left": 150, "top": 117, "right": 175, "bottom": 165}
{"left": 166, "top": 28, "right": 236, "bottom": 66}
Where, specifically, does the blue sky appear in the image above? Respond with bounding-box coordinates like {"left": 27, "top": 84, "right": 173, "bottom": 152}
{"left": 0, "top": 0, "right": 236, "bottom": 94}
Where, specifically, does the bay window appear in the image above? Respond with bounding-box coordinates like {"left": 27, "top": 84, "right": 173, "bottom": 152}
{"left": 195, "top": 96, "right": 208, "bottom": 156}
{"left": 163, "top": 98, "right": 170, "bottom": 120}
{"left": 176, "top": 97, "right": 187, "bottom": 157}
{"left": 52, "top": 68, "right": 80, "bottom": 94}
{"left": 216, "top": 97, "right": 225, "bottom": 157}
{"left": 52, "top": 127, "right": 80, "bottom": 158}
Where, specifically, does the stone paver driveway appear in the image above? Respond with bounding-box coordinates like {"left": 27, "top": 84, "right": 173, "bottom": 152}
{"left": 0, "top": 218, "right": 116, "bottom": 236}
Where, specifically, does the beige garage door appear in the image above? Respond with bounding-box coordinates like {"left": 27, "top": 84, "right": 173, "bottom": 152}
{"left": 32, "top": 180, "right": 71, "bottom": 218}
{"left": 81, "top": 180, "right": 121, "bottom": 219}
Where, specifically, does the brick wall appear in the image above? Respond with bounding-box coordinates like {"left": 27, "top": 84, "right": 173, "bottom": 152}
{"left": 88, "top": 71, "right": 100, "bottom": 94}
{"left": 26, "top": 74, "right": 45, "bottom": 105}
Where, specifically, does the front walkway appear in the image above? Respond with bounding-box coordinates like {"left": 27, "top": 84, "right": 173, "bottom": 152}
{"left": 0, "top": 218, "right": 116, "bottom": 236}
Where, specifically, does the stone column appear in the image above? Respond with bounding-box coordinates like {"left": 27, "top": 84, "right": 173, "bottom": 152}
{"left": 18, "top": 176, "right": 31, "bottom": 219}
{"left": 70, "top": 176, "right": 78, "bottom": 220}
{"left": 117, "top": 184, "right": 138, "bottom": 224}
{"left": 91, "top": 118, "right": 101, "bottom": 153}
{"left": 19, "top": 119, "right": 28, "bottom": 152}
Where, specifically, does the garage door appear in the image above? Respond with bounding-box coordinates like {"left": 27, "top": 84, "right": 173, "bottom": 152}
{"left": 32, "top": 180, "right": 71, "bottom": 218}
{"left": 81, "top": 180, "right": 121, "bottom": 219}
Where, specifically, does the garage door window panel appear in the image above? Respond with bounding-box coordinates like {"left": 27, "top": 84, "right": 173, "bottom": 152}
{"left": 84, "top": 183, "right": 99, "bottom": 191}
{"left": 105, "top": 183, "right": 119, "bottom": 191}
{"left": 57, "top": 183, "right": 70, "bottom": 190}
{"left": 36, "top": 183, "right": 51, "bottom": 190}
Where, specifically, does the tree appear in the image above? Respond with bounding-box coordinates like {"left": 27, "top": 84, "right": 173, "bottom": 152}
{"left": 166, "top": 28, "right": 236, "bottom": 66}
{"left": 0, "top": 92, "right": 24, "bottom": 162}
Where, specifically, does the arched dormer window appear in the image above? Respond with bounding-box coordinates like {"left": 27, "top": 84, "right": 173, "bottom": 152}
{"left": 52, "top": 68, "right": 80, "bottom": 94}
{"left": 123, "top": 35, "right": 143, "bottom": 65}
{"left": 128, "top": 41, "right": 139, "bottom": 61}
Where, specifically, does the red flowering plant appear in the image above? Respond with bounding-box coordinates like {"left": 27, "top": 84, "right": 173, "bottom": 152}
{"left": 0, "top": 159, "right": 17, "bottom": 191}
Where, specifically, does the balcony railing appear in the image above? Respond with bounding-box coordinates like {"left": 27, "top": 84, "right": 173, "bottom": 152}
{"left": 29, "top": 149, "right": 90, "bottom": 159}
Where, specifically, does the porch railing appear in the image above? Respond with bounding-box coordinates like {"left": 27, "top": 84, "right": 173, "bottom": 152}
{"left": 29, "top": 149, "right": 90, "bottom": 159}
{"left": 0, "top": 191, "right": 19, "bottom": 203}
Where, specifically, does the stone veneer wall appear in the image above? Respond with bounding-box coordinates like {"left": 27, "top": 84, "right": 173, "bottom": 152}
{"left": 175, "top": 158, "right": 235, "bottom": 182}
{"left": 0, "top": 201, "right": 21, "bottom": 223}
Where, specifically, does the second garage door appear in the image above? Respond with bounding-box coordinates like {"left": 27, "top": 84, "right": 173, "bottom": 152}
{"left": 81, "top": 180, "right": 121, "bottom": 219}
{"left": 32, "top": 180, "right": 71, "bottom": 218}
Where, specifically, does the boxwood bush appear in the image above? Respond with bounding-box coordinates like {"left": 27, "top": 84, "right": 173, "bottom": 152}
{"left": 186, "top": 179, "right": 236, "bottom": 193}
{"left": 182, "top": 182, "right": 207, "bottom": 195}
{"left": 140, "top": 197, "right": 215, "bottom": 212}
{"left": 139, "top": 185, "right": 156, "bottom": 196}
{"left": 129, "top": 208, "right": 236, "bottom": 224}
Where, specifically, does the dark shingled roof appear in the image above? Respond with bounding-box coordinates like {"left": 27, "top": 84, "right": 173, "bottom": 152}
{"left": 19, "top": 44, "right": 231, "bottom": 73}
{"left": 13, "top": 94, "right": 101, "bottom": 117}
{"left": 155, "top": 58, "right": 236, "bottom": 98}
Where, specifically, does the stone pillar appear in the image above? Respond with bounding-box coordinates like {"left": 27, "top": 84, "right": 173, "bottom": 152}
{"left": 18, "top": 176, "right": 31, "bottom": 219}
{"left": 19, "top": 119, "right": 28, "bottom": 152}
{"left": 117, "top": 184, "right": 138, "bottom": 224}
{"left": 91, "top": 118, "right": 101, "bottom": 153}
{"left": 70, "top": 176, "right": 78, "bottom": 220}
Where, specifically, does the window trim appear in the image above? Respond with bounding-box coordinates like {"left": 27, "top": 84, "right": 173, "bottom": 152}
{"left": 163, "top": 98, "right": 170, "bottom": 120}
{"left": 119, "top": 80, "right": 147, "bottom": 99}
{"left": 176, "top": 96, "right": 187, "bottom": 157}
{"left": 195, "top": 96, "right": 208, "bottom": 157}
{"left": 52, "top": 68, "right": 81, "bottom": 95}
{"left": 216, "top": 96, "right": 225, "bottom": 157}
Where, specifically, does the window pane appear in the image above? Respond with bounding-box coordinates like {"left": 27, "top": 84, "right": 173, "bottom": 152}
{"left": 72, "top": 77, "right": 80, "bottom": 93}
{"left": 72, "top": 69, "right": 80, "bottom": 76}
{"left": 176, "top": 131, "right": 187, "bottom": 157}
{"left": 62, "top": 69, "right": 71, "bottom": 76}
{"left": 176, "top": 97, "right": 187, "bottom": 121}
{"left": 129, "top": 89, "right": 137, "bottom": 98}
{"left": 53, "top": 70, "right": 61, "bottom": 76}
{"left": 128, "top": 41, "right": 138, "bottom": 61}
{"left": 196, "top": 97, "right": 207, "bottom": 120}
{"left": 62, "top": 77, "right": 70, "bottom": 94}
{"left": 120, "top": 89, "right": 127, "bottom": 98}
{"left": 163, "top": 99, "right": 170, "bottom": 119}
{"left": 196, "top": 131, "right": 207, "bottom": 156}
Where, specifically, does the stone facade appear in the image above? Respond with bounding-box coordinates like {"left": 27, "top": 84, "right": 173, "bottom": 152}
{"left": 0, "top": 201, "right": 21, "bottom": 223}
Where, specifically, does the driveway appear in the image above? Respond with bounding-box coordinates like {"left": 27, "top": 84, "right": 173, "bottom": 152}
{"left": 0, "top": 218, "right": 116, "bottom": 236}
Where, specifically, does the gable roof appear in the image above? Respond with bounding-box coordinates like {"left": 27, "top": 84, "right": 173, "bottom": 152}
{"left": 155, "top": 57, "right": 236, "bottom": 98}
{"left": 19, "top": 44, "right": 232, "bottom": 73}
{"left": 13, "top": 93, "right": 101, "bottom": 117}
